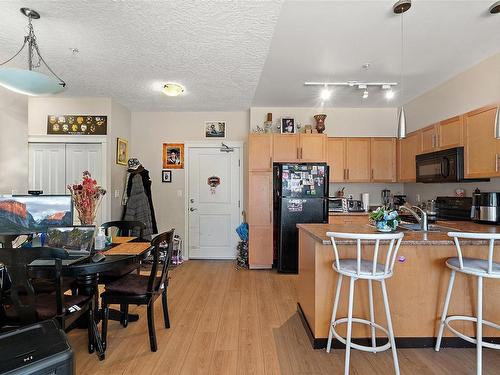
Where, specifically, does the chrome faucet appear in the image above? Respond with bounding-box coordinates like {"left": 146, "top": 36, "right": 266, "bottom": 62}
{"left": 400, "top": 205, "right": 428, "bottom": 231}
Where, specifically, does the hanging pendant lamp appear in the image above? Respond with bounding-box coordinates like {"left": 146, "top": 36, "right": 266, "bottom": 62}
{"left": 0, "top": 8, "right": 66, "bottom": 96}
{"left": 394, "top": 0, "right": 411, "bottom": 139}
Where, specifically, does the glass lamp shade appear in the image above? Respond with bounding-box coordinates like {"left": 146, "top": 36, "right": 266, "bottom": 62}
{"left": 162, "top": 83, "right": 185, "bottom": 97}
{"left": 0, "top": 67, "right": 65, "bottom": 96}
{"left": 397, "top": 106, "right": 407, "bottom": 139}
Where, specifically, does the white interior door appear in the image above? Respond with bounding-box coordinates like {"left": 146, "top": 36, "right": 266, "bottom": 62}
{"left": 28, "top": 143, "right": 66, "bottom": 194}
{"left": 188, "top": 146, "right": 241, "bottom": 259}
{"left": 65, "top": 143, "right": 103, "bottom": 224}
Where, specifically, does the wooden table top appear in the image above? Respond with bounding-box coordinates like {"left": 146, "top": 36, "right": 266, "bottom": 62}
{"left": 105, "top": 242, "right": 151, "bottom": 256}
{"left": 297, "top": 220, "right": 500, "bottom": 246}
{"left": 112, "top": 236, "right": 137, "bottom": 244}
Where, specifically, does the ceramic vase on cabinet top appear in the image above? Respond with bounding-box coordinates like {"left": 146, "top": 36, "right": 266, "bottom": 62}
{"left": 314, "top": 114, "right": 327, "bottom": 134}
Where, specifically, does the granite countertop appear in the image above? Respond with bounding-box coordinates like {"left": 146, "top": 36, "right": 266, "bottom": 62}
{"left": 297, "top": 221, "right": 500, "bottom": 246}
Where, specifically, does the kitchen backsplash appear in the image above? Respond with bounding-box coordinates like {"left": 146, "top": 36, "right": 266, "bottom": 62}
{"left": 404, "top": 178, "right": 500, "bottom": 204}
{"left": 329, "top": 183, "right": 404, "bottom": 205}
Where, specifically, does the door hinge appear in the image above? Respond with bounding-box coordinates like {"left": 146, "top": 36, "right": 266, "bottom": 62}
{"left": 238, "top": 159, "right": 241, "bottom": 167}
{"left": 238, "top": 200, "right": 241, "bottom": 208}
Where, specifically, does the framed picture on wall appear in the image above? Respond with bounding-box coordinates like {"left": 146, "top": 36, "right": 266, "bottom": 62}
{"left": 162, "top": 143, "right": 184, "bottom": 169}
{"left": 161, "top": 170, "right": 172, "bottom": 183}
{"left": 281, "top": 117, "right": 295, "bottom": 134}
{"left": 205, "top": 121, "right": 226, "bottom": 138}
{"left": 116, "top": 138, "right": 128, "bottom": 165}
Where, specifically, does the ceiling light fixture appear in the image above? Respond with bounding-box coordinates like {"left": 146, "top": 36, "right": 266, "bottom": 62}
{"left": 0, "top": 8, "right": 66, "bottom": 96}
{"left": 162, "top": 83, "right": 185, "bottom": 97}
{"left": 320, "top": 87, "right": 332, "bottom": 101}
{"left": 394, "top": 0, "right": 411, "bottom": 139}
{"left": 362, "top": 90, "right": 369, "bottom": 99}
{"left": 490, "top": 1, "right": 500, "bottom": 14}
{"left": 382, "top": 84, "right": 395, "bottom": 100}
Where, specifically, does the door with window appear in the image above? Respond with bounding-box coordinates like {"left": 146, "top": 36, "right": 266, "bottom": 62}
{"left": 187, "top": 146, "right": 241, "bottom": 259}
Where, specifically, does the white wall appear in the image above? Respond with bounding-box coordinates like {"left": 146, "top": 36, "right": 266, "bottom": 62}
{"left": 109, "top": 100, "right": 131, "bottom": 220}
{"left": 0, "top": 88, "right": 28, "bottom": 194}
{"left": 405, "top": 52, "right": 500, "bottom": 131}
{"left": 130, "top": 111, "right": 249, "bottom": 240}
{"left": 250, "top": 107, "right": 398, "bottom": 136}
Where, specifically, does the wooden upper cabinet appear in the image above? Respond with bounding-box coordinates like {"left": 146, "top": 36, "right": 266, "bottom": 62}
{"left": 420, "top": 124, "right": 438, "bottom": 153}
{"left": 272, "top": 134, "right": 299, "bottom": 162}
{"left": 345, "top": 138, "right": 371, "bottom": 182}
{"left": 370, "top": 138, "right": 396, "bottom": 182}
{"left": 248, "top": 172, "right": 273, "bottom": 226}
{"left": 398, "top": 131, "right": 422, "bottom": 182}
{"left": 438, "top": 115, "right": 463, "bottom": 150}
{"left": 299, "top": 134, "right": 327, "bottom": 162}
{"left": 465, "top": 105, "right": 500, "bottom": 178}
{"left": 248, "top": 134, "right": 272, "bottom": 171}
{"left": 327, "top": 138, "right": 346, "bottom": 182}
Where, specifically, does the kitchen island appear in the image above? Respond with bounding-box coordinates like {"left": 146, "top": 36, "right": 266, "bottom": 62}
{"left": 297, "top": 222, "right": 500, "bottom": 348}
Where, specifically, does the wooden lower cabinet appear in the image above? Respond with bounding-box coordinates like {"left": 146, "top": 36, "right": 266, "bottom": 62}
{"left": 248, "top": 225, "right": 273, "bottom": 268}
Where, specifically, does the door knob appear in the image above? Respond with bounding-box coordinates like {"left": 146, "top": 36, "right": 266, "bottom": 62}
{"left": 190, "top": 198, "right": 195, "bottom": 203}
{"left": 189, "top": 207, "right": 197, "bottom": 212}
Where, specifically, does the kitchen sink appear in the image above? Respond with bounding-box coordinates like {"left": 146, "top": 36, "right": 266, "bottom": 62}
{"left": 398, "top": 223, "right": 458, "bottom": 232}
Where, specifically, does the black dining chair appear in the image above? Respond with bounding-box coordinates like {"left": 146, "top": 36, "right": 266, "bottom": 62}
{"left": 0, "top": 247, "right": 94, "bottom": 353}
{"left": 101, "top": 229, "right": 174, "bottom": 352}
{"left": 101, "top": 220, "right": 146, "bottom": 240}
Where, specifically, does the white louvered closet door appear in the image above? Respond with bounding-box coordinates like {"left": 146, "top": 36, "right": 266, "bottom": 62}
{"left": 28, "top": 143, "right": 66, "bottom": 194}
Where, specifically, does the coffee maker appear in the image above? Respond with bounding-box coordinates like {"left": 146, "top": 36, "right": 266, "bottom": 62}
{"left": 471, "top": 191, "right": 500, "bottom": 224}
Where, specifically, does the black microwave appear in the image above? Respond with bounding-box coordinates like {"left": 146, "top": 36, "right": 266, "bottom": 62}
{"left": 416, "top": 147, "right": 464, "bottom": 183}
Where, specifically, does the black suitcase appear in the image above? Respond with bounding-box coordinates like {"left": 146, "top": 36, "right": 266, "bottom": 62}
{"left": 0, "top": 320, "right": 74, "bottom": 375}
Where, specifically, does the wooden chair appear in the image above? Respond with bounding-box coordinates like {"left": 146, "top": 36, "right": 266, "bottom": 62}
{"left": 101, "top": 229, "right": 174, "bottom": 352}
{"left": 0, "top": 247, "right": 94, "bottom": 353}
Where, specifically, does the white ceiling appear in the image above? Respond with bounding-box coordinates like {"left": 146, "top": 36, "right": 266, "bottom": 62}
{"left": 253, "top": 0, "right": 500, "bottom": 107}
{"left": 0, "top": 1, "right": 499, "bottom": 111}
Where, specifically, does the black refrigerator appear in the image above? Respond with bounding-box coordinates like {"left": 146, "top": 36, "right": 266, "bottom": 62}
{"left": 273, "top": 163, "right": 329, "bottom": 273}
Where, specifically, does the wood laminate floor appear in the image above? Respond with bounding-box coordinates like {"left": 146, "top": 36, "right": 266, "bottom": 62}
{"left": 69, "top": 260, "right": 500, "bottom": 374}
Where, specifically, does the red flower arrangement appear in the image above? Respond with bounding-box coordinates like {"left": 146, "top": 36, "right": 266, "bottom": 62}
{"left": 67, "top": 171, "right": 106, "bottom": 225}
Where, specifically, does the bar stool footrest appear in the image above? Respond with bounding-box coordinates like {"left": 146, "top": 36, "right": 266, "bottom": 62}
{"left": 331, "top": 317, "right": 392, "bottom": 353}
{"left": 444, "top": 315, "right": 500, "bottom": 350}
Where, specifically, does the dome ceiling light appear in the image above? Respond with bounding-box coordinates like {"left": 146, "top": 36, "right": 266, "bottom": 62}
{"left": 0, "top": 8, "right": 66, "bottom": 96}
{"left": 162, "top": 83, "right": 185, "bottom": 97}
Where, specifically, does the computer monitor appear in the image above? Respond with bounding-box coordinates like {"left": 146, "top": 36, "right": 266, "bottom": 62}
{"left": 44, "top": 226, "right": 95, "bottom": 251}
{"left": 0, "top": 195, "right": 73, "bottom": 233}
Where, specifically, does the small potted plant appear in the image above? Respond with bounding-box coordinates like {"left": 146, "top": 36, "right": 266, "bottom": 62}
{"left": 369, "top": 206, "right": 401, "bottom": 232}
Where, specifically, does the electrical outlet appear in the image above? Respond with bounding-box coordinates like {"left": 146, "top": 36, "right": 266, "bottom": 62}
{"left": 114, "top": 190, "right": 120, "bottom": 198}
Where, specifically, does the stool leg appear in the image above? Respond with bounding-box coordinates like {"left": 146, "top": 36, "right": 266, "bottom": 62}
{"left": 344, "top": 277, "right": 356, "bottom": 375}
{"left": 381, "top": 279, "right": 400, "bottom": 375}
{"left": 435, "top": 270, "right": 456, "bottom": 351}
{"left": 476, "top": 276, "right": 483, "bottom": 375}
{"left": 368, "top": 279, "right": 376, "bottom": 353}
{"left": 327, "top": 274, "right": 343, "bottom": 353}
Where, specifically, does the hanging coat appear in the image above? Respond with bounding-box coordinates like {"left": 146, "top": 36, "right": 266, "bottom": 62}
{"left": 123, "top": 174, "right": 153, "bottom": 238}
{"left": 122, "top": 168, "right": 158, "bottom": 234}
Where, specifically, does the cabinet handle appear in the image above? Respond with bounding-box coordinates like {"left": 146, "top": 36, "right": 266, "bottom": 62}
{"left": 343, "top": 169, "right": 346, "bottom": 180}
{"left": 432, "top": 135, "right": 435, "bottom": 148}
{"left": 269, "top": 211, "right": 272, "bottom": 224}
{"left": 371, "top": 169, "right": 374, "bottom": 180}
{"left": 269, "top": 156, "right": 272, "bottom": 169}
{"left": 300, "top": 147, "right": 303, "bottom": 159}
{"left": 347, "top": 169, "right": 350, "bottom": 180}
{"left": 296, "top": 148, "right": 299, "bottom": 160}
{"left": 496, "top": 154, "right": 499, "bottom": 173}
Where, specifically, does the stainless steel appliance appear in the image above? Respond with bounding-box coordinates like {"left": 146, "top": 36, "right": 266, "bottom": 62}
{"left": 273, "top": 163, "right": 329, "bottom": 273}
{"left": 435, "top": 196, "right": 472, "bottom": 221}
{"left": 471, "top": 192, "right": 500, "bottom": 224}
{"left": 328, "top": 197, "right": 364, "bottom": 213}
{"left": 416, "top": 147, "right": 489, "bottom": 183}
{"left": 381, "top": 189, "right": 391, "bottom": 206}
{"left": 392, "top": 194, "right": 407, "bottom": 210}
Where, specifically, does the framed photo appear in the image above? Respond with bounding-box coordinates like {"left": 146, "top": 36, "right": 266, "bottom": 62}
{"left": 162, "top": 143, "right": 184, "bottom": 169}
{"left": 281, "top": 117, "right": 295, "bottom": 134}
{"left": 205, "top": 121, "right": 226, "bottom": 138}
{"left": 47, "top": 115, "right": 107, "bottom": 135}
{"left": 116, "top": 138, "right": 128, "bottom": 165}
{"left": 161, "top": 170, "right": 172, "bottom": 183}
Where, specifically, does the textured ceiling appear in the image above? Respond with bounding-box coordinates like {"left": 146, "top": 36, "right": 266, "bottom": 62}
{"left": 253, "top": 0, "right": 500, "bottom": 107}
{"left": 0, "top": 0, "right": 283, "bottom": 111}
{"left": 0, "top": 1, "right": 499, "bottom": 110}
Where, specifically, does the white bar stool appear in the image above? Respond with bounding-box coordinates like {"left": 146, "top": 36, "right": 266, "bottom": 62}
{"left": 435, "top": 232, "right": 500, "bottom": 375}
{"left": 325, "top": 231, "right": 404, "bottom": 375}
